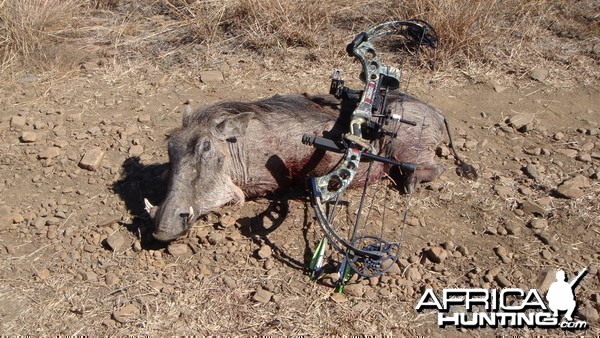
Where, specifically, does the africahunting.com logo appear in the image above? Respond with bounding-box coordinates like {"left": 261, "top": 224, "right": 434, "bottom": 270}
{"left": 415, "top": 268, "right": 589, "bottom": 330}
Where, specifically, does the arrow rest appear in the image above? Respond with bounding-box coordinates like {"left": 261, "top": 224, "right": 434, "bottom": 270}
{"left": 303, "top": 19, "right": 438, "bottom": 287}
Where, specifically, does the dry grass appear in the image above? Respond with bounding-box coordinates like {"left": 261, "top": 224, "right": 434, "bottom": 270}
{"left": 156, "top": 0, "right": 333, "bottom": 49}
{"left": 0, "top": 0, "right": 597, "bottom": 85}
{"left": 0, "top": 0, "right": 90, "bottom": 72}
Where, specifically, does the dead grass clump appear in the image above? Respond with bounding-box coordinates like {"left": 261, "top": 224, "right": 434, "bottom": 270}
{"left": 155, "top": 0, "right": 332, "bottom": 50}
{"left": 391, "top": 0, "right": 498, "bottom": 61}
{"left": 1, "top": 0, "right": 596, "bottom": 85}
{"left": 0, "top": 0, "right": 87, "bottom": 72}
{"left": 227, "top": 0, "right": 332, "bottom": 49}
{"left": 541, "top": 1, "right": 600, "bottom": 40}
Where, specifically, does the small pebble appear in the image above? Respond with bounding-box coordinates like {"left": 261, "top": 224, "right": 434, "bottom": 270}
{"left": 105, "top": 272, "right": 120, "bottom": 286}
{"left": 252, "top": 289, "right": 273, "bottom": 304}
{"left": 257, "top": 245, "right": 272, "bottom": 259}
{"left": 112, "top": 304, "right": 140, "bottom": 324}
{"left": 167, "top": 243, "right": 191, "bottom": 257}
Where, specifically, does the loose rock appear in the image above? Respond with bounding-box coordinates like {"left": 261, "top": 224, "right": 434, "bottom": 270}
{"left": 33, "top": 217, "right": 47, "bottom": 228}
{"left": 252, "top": 289, "right": 273, "bottom": 303}
{"left": 37, "top": 268, "right": 51, "bottom": 280}
{"left": 441, "top": 241, "right": 454, "bottom": 250}
{"left": 207, "top": 232, "right": 224, "bottom": 245}
{"left": 11, "top": 115, "right": 27, "bottom": 129}
{"left": 167, "top": 243, "right": 191, "bottom": 257}
{"left": 112, "top": 304, "right": 140, "bottom": 323}
{"left": 556, "top": 175, "right": 589, "bottom": 199}
{"left": 105, "top": 232, "right": 125, "bottom": 252}
{"left": 20, "top": 131, "right": 39, "bottom": 143}
{"left": 520, "top": 200, "right": 546, "bottom": 215}
{"left": 493, "top": 84, "right": 507, "bottom": 93}
{"left": 105, "top": 272, "right": 120, "bottom": 286}
{"left": 79, "top": 148, "right": 105, "bottom": 171}
{"left": 436, "top": 145, "right": 450, "bottom": 157}
{"left": 504, "top": 221, "right": 521, "bottom": 235}
{"left": 494, "top": 246, "right": 508, "bottom": 258}
{"left": 485, "top": 226, "right": 498, "bottom": 235}
{"left": 524, "top": 147, "right": 541, "bottom": 156}
{"left": 38, "top": 147, "right": 61, "bottom": 159}
{"left": 223, "top": 276, "right": 236, "bottom": 288}
{"left": 523, "top": 164, "right": 543, "bottom": 181}
{"left": 137, "top": 115, "right": 151, "bottom": 123}
{"left": 219, "top": 215, "right": 237, "bottom": 228}
{"left": 509, "top": 113, "right": 535, "bottom": 131}
{"left": 380, "top": 258, "right": 401, "bottom": 275}
{"left": 518, "top": 186, "right": 533, "bottom": 195}
{"left": 257, "top": 245, "right": 272, "bottom": 259}
{"left": 406, "top": 267, "right": 421, "bottom": 282}
{"left": 426, "top": 246, "right": 448, "bottom": 264}
{"left": 537, "top": 233, "right": 554, "bottom": 245}
{"left": 576, "top": 153, "right": 592, "bottom": 163}
{"left": 199, "top": 70, "right": 224, "bottom": 84}
{"left": 456, "top": 245, "right": 469, "bottom": 256}
{"left": 494, "top": 185, "right": 513, "bottom": 199}
{"left": 577, "top": 302, "right": 599, "bottom": 323}
{"left": 528, "top": 218, "right": 547, "bottom": 229}
{"left": 128, "top": 145, "right": 144, "bottom": 157}
{"left": 541, "top": 249, "right": 552, "bottom": 260}
{"left": 556, "top": 148, "right": 578, "bottom": 158}
{"left": 344, "top": 283, "right": 365, "bottom": 297}
{"left": 330, "top": 292, "right": 348, "bottom": 303}
{"left": 495, "top": 274, "right": 511, "bottom": 288}
{"left": 530, "top": 68, "right": 548, "bottom": 82}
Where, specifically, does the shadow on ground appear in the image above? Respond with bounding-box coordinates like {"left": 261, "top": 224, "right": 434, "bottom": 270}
{"left": 112, "top": 156, "right": 170, "bottom": 250}
{"left": 112, "top": 156, "right": 317, "bottom": 271}
{"left": 235, "top": 191, "right": 317, "bottom": 273}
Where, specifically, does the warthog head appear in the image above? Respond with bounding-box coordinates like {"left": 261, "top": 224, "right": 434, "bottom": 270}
{"left": 147, "top": 108, "right": 253, "bottom": 241}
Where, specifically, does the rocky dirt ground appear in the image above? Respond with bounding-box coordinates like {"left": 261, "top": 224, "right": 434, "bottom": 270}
{"left": 0, "top": 54, "right": 598, "bottom": 336}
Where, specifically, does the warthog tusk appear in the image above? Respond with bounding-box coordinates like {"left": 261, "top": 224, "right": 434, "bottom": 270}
{"left": 187, "top": 206, "right": 195, "bottom": 223}
{"left": 144, "top": 198, "right": 154, "bottom": 214}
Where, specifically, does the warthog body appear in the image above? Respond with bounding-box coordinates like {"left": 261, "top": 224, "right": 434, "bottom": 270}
{"left": 148, "top": 93, "right": 474, "bottom": 241}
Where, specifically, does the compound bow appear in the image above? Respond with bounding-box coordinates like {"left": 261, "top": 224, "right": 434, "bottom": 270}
{"left": 302, "top": 19, "right": 439, "bottom": 290}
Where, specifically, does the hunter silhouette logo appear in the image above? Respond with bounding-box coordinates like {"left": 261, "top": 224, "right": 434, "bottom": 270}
{"left": 415, "top": 267, "right": 590, "bottom": 330}
{"left": 546, "top": 268, "right": 587, "bottom": 322}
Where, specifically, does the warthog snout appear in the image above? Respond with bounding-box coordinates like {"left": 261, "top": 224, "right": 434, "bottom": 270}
{"left": 151, "top": 205, "right": 195, "bottom": 242}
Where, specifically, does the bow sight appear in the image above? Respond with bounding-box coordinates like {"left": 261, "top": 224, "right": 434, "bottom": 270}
{"left": 302, "top": 19, "right": 439, "bottom": 291}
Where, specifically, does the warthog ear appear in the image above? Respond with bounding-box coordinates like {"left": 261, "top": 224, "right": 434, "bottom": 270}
{"left": 182, "top": 101, "right": 193, "bottom": 128}
{"left": 214, "top": 112, "right": 255, "bottom": 140}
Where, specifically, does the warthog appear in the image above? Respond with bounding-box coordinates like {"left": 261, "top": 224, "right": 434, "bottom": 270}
{"left": 146, "top": 93, "right": 476, "bottom": 241}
